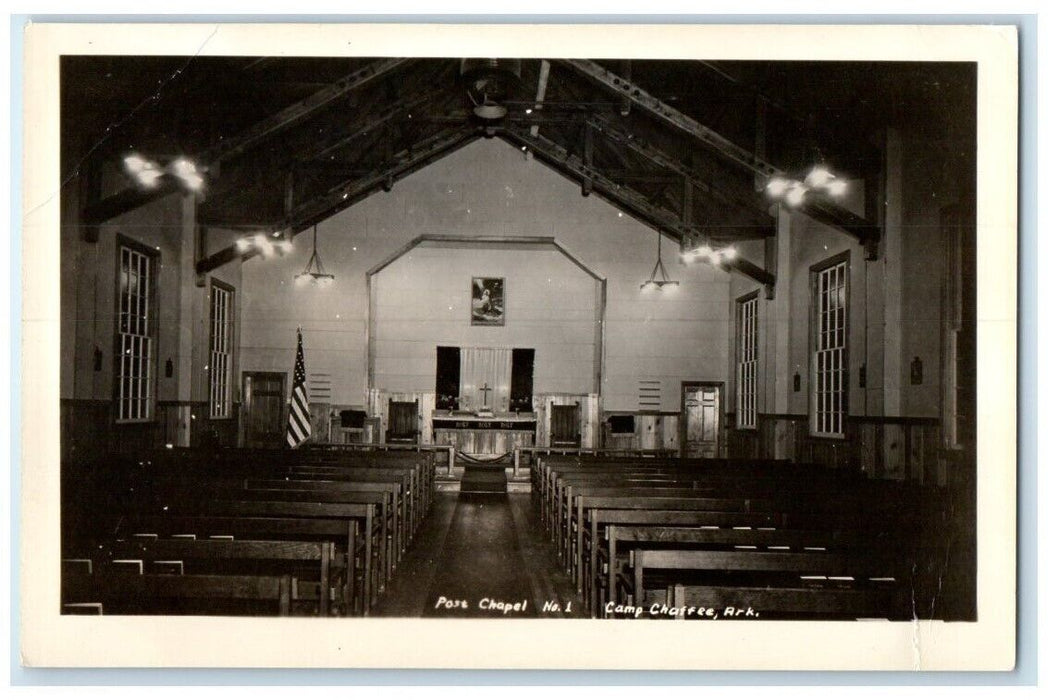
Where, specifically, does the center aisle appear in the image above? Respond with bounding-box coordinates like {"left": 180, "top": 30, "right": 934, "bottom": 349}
{"left": 371, "top": 492, "right": 584, "bottom": 618}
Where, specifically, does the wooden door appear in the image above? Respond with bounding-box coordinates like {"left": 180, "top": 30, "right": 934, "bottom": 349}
{"left": 242, "top": 372, "right": 286, "bottom": 448}
{"left": 682, "top": 383, "right": 722, "bottom": 458}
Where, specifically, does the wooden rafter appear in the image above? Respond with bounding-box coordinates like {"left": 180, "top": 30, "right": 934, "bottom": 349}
{"left": 196, "top": 127, "right": 477, "bottom": 274}
{"left": 561, "top": 59, "right": 879, "bottom": 251}
{"left": 730, "top": 256, "right": 776, "bottom": 299}
{"left": 504, "top": 127, "right": 775, "bottom": 291}
{"left": 305, "top": 88, "right": 450, "bottom": 164}
{"left": 561, "top": 59, "right": 781, "bottom": 178}
{"left": 204, "top": 58, "right": 414, "bottom": 164}
{"left": 84, "top": 58, "right": 415, "bottom": 226}
{"left": 587, "top": 114, "right": 770, "bottom": 227}
{"left": 503, "top": 128, "right": 769, "bottom": 243}
{"left": 198, "top": 89, "right": 453, "bottom": 224}
{"left": 291, "top": 128, "right": 475, "bottom": 230}
{"left": 530, "top": 59, "right": 551, "bottom": 137}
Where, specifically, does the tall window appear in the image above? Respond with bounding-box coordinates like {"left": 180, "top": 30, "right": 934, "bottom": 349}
{"left": 209, "top": 282, "right": 235, "bottom": 419}
{"left": 811, "top": 256, "right": 848, "bottom": 437}
{"left": 735, "top": 294, "right": 758, "bottom": 430}
{"left": 116, "top": 242, "right": 156, "bottom": 422}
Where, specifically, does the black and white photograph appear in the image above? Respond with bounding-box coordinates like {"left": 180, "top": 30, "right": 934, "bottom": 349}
{"left": 20, "top": 22, "right": 1018, "bottom": 670}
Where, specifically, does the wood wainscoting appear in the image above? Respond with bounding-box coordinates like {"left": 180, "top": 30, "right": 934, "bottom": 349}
{"left": 725, "top": 413, "right": 963, "bottom": 486}
{"left": 600, "top": 412, "right": 680, "bottom": 453}
{"left": 61, "top": 399, "right": 240, "bottom": 461}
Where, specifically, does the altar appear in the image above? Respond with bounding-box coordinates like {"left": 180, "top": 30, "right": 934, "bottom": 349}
{"left": 432, "top": 411, "right": 537, "bottom": 455}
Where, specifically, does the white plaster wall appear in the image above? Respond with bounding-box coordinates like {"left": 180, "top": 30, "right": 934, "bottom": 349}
{"left": 372, "top": 244, "right": 599, "bottom": 396}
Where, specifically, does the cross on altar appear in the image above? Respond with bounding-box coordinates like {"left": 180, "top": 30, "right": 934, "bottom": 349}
{"left": 478, "top": 382, "right": 493, "bottom": 407}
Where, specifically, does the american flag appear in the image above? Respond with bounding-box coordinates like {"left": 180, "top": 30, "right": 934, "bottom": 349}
{"left": 286, "top": 328, "right": 311, "bottom": 448}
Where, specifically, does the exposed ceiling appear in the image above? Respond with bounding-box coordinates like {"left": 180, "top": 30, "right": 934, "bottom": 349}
{"left": 62, "top": 56, "right": 976, "bottom": 271}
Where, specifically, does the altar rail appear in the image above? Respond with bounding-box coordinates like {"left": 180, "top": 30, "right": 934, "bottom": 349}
{"left": 308, "top": 443, "right": 456, "bottom": 474}
{"left": 511, "top": 447, "right": 679, "bottom": 478}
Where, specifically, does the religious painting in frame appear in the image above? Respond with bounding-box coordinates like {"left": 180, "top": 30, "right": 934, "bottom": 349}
{"left": 471, "top": 276, "right": 505, "bottom": 326}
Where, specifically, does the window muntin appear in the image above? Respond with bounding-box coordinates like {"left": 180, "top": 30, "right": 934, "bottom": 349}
{"left": 735, "top": 295, "right": 758, "bottom": 430}
{"left": 209, "top": 283, "right": 235, "bottom": 419}
{"left": 116, "top": 244, "right": 155, "bottom": 422}
{"left": 811, "top": 259, "right": 848, "bottom": 437}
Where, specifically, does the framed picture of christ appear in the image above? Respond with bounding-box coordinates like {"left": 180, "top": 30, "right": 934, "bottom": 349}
{"left": 471, "top": 277, "right": 505, "bottom": 326}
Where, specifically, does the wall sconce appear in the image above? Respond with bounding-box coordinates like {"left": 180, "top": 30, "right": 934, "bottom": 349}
{"left": 165, "top": 358, "right": 174, "bottom": 378}
{"left": 93, "top": 347, "right": 103, "bottom": 372}
{"left": 793, "top": 372, "right": 801, "bottom": 392}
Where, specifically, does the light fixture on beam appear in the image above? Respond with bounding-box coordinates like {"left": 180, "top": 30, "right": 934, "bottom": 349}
{"left": 123, "top": 153, "right": 207, "bottom": 193}
{"left": 170, "top": 157, "right": 204, "bottom": 192}
{"left": 681, "top": 241, "right": 737, "bottom": 267}
{"left": 234, "top": 230, "right": 293, "bottom": 258}
{"left": 640, "top": 231, "right": 679, "bottom": 292}
{"left": 295, "top": 224, "right": 335, "bottom": 287}
{"left": 765, "top": 165, "right": 848, "bottom": 208}
{"left": 123, "top": 154, "right": 164, "bottom": 189}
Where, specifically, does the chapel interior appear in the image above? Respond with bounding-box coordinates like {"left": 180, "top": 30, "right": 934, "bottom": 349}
{"left": 57, "top": 55, "right": 977, "bottom": 620}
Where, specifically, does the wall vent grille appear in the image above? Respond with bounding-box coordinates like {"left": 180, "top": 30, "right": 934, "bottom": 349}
{"left": 638, "top": 379, "right": 662, "bottom": 409}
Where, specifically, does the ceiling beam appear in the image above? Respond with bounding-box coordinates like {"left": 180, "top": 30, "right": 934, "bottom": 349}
{"left": 504, "top": 128, "right": 691, "bottom": 240}
{"left": 561, "top": 59, "right": 781, "bottom": 178}
{"left": 562, "top": 59, "right": 878, "bottom": 251}
{"left": 586, "top": 115, "right": 769, "bottom": 228}
{"left": 304, "top": 88, "right": 449, "bottom": 164}
{"left": 289, "top": 128, "right": 476, "bottom": 232}
{"left": 581, "top": 122, "right": 593, "bottom": 197}
{"left": 729, "top": 256, "right": 776, "bottom": 299}
{"left": 81, "top": 185, "right": 181, "bottom": 228}
{"left": 530, "top": 59, "right": 551, "bottom": 137}
{"left": 503, "top": 128, "right": 770, "bottom": 244}
{"left": 199, "top": 89, "right": 450, "bottom": 209}
{"left": 85, "top": 58, "right": 414, "bottom": 226}
{"left": 203, "top": 58, "right": 414, "bottom": 164}
{"left": 195, "top": 127, "right": 477, "bottom": 274}
{"left": 511, "top": 125, "right": 776, "bottom": 290}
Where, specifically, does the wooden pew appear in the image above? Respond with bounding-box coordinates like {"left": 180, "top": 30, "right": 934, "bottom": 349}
{"left": 62, "top": 571, "right": 293, "bottom": 616}
{"left": 240, "top": 481, "right": 397, "bottom": 582}
{"left": 624, "top": 548, "right": 910, "bottom": 621}
{"left": 111, "top": 510, "right": 376, "bottom": 615}
{"left": 96, "top": 537, "right": 340, "bottom": 616}
{"left": 538, "top": 458, "right": 829, "bottom": 531}
{"left": 74, "top": 447, "right": 439, "bottom": 617}
{"left": 129, "top": 483, "right": 390, "bottom": 576}
{"left": 563, "top": 490, "right": 750, "bottom": 576}
{"left": 533, "top": 456, "right": 795, "bottom": 504}
{"left": 596, "top": 521, "right": 897, "bottom": 617}
{"left": 282, "top": 466, "right": 422, "bottom": 546}
{"left": 559, "top": 475, "right": 936, "bottom": 584}
{"left": 137, "top": 468, "right": 415, "bottom": 579}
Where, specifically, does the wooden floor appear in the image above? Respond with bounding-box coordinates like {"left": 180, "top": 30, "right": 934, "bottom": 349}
{"left": 371, "top": 493, "right": 584, "bottom": 618}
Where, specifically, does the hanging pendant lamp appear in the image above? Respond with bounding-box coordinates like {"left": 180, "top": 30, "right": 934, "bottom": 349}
{"left": 295, "top": 224, "right": 335, "bottom": 287}
{"left": 640, "top": 231, "right": 680, "bottom": 292}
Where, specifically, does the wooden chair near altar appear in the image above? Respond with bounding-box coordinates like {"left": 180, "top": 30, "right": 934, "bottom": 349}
{"left": 386, "top": 400, "right": 419, "bottom": 444}
{"left": 550, "top": 402, "right": 581, "bottom": 448}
